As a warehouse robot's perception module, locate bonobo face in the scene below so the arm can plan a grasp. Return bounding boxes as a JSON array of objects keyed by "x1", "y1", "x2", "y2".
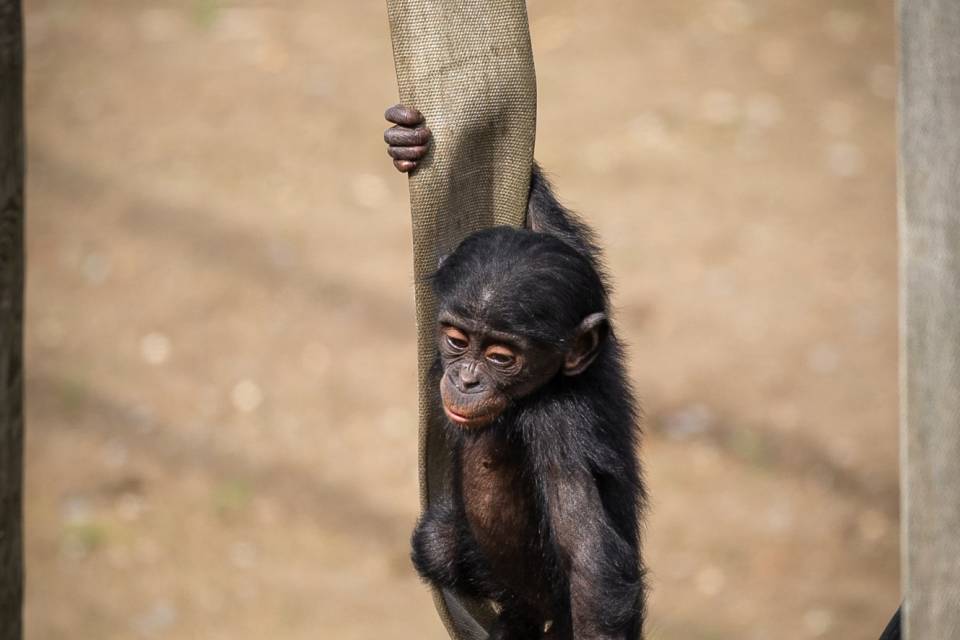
[
  {"x1": 437, "y1": 311, "x2": 564, "y2": 429},
  {"x1": 432, "y1": 226, "x2": 610, "y2": 429}
]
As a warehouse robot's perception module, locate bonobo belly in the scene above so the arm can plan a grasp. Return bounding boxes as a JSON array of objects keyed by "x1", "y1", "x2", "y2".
[{"x1": 460, "y1": 430, "x2": 551, "y2": 609}]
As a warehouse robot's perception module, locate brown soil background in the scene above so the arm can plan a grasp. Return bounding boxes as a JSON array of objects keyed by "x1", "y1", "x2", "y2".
[{"x1": 22, "y1": 0, "x2": 899, "y2": 638}]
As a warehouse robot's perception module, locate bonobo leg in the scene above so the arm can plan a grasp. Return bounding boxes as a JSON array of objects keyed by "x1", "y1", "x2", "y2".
[
  {"x1": 414, "y1": 502, "x2": 546, "y2": 639},
  {"x1": 384, "y1": 105, "x2": 431, "y2": 173},
  {"x1": 488, "y1": 605, "x2": 543, "y2": 640},
  {"x1": 542, "y1": 614, "x2": 573, "y2": 640}
]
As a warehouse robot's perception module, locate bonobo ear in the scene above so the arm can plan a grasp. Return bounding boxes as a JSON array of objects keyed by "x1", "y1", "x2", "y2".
[{"x1": 563, "y1": 312, "x2": 608, "y2": 376}]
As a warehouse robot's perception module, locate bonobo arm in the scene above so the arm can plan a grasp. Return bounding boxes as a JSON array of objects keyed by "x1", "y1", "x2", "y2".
[
  {"x1": 384, "y1": 105, "x2": 605, "y2": 269},
  {"x1": 542, "y1": 465, "x2": 642, "y2": 640},
  {"x1": 525, "y1": 164, "x2": 604, "y2": 267}
]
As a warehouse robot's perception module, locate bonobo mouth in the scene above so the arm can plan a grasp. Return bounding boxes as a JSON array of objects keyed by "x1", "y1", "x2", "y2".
[{"x1": 443, "y1": 405, "x2": 497, "y2": 429}]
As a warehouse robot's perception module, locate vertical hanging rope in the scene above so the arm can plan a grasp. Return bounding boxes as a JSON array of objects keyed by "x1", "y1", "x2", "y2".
[
  {"x1": 899, "y1": 0, "x2": 960, "y2": 637},
  {"x1": 385, "y1": 1, "x2": 536, "y2": 637}
]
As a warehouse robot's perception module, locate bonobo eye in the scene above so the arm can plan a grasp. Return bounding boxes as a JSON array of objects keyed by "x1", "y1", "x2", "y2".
[
  {"x1": 442, "y1": 327, "x2": 469, "y2": 351},
  {"x1": 484, "y1": 345, "x2": 516, "y2": 368}
]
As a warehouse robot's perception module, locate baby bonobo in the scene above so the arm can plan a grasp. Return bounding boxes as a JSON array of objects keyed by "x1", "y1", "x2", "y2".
[{"x1": 385, "y1": 105, "x2": 646, "y2": 640}]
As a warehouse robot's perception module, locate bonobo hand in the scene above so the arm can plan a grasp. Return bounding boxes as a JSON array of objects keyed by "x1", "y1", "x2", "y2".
[{"x1": 384, "y1": 104, "x2": 432, "y2": 173}]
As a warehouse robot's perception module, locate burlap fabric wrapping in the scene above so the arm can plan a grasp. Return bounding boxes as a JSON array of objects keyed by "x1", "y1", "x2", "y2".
[{"x1": 385, "y1": 1, "x2": 536, "y2": 638}]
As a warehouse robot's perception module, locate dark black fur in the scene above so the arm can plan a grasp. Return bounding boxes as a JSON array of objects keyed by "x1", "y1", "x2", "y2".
[
  {"x1": 412, "y1": 165, "x2": 646, "y2": 639},
  {"x1": 878, "y1": 606, "x2": 901, "y2": 640}
]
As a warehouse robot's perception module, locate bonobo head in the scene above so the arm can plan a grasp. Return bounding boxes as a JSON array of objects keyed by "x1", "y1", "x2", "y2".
[{"x1": 433, "y1": 227, "x2": 609, "y2": 429}]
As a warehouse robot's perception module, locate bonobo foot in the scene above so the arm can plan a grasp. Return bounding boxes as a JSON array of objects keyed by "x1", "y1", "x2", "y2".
[{"x1": 384, "y1": 104, "x2": 432, "y2": 173}]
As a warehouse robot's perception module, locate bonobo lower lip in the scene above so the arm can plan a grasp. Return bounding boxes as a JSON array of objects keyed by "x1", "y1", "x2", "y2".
[{"x1": 443, "y1": 405, "x2": 494, "y2": 427}]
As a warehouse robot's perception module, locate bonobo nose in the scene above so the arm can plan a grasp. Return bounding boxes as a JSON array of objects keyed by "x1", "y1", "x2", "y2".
[{"x1": 458, "y1": 366, "x2": 481, "y2": 390}]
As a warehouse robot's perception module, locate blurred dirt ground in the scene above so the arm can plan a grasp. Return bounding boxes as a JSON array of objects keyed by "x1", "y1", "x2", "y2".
[{"x1": 22, "y1": 0, "x2": 898, "y2": 638}]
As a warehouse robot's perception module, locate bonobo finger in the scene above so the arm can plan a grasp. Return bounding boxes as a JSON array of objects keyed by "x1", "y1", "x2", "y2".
[
  {"x1": 388, "y1": 145, "x2": 429, "y2": 161},
  {"x1": 393, "y1": 159, "x2": 417, "y2": 173},
  {"x1": 384, "y1": 125, "x2": 432, "y2": 146},
  {"x1": 385, "y1": 104, "x2": 424, "y2": 127}
]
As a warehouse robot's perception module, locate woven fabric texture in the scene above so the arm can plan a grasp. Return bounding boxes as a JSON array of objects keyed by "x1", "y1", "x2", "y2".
[
  {"x1": 899, "y1": 0, "x2": 960, "y2": 637},
  {"x1": 386, "y1": 1, "x2": 537, "y2": 638}
]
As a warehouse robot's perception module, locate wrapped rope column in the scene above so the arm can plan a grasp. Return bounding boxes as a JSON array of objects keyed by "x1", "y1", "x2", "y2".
[{"x1": 386, "y1": 1, "x2": 536, "y2": 637}]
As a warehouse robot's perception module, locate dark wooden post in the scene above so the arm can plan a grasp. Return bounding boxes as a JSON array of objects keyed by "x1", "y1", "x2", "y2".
[
  {"x1": 0, "y1": 2, "x2": 24, "y2": 639},
  {"x1": 898, "y1": 0, "x2": 960, "y2": 637}
]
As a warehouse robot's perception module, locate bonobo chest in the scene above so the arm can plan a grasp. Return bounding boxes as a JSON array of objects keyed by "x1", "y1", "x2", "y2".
[{"x1": 459, "y1": 428, "x2": 543, "y2": 584}]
